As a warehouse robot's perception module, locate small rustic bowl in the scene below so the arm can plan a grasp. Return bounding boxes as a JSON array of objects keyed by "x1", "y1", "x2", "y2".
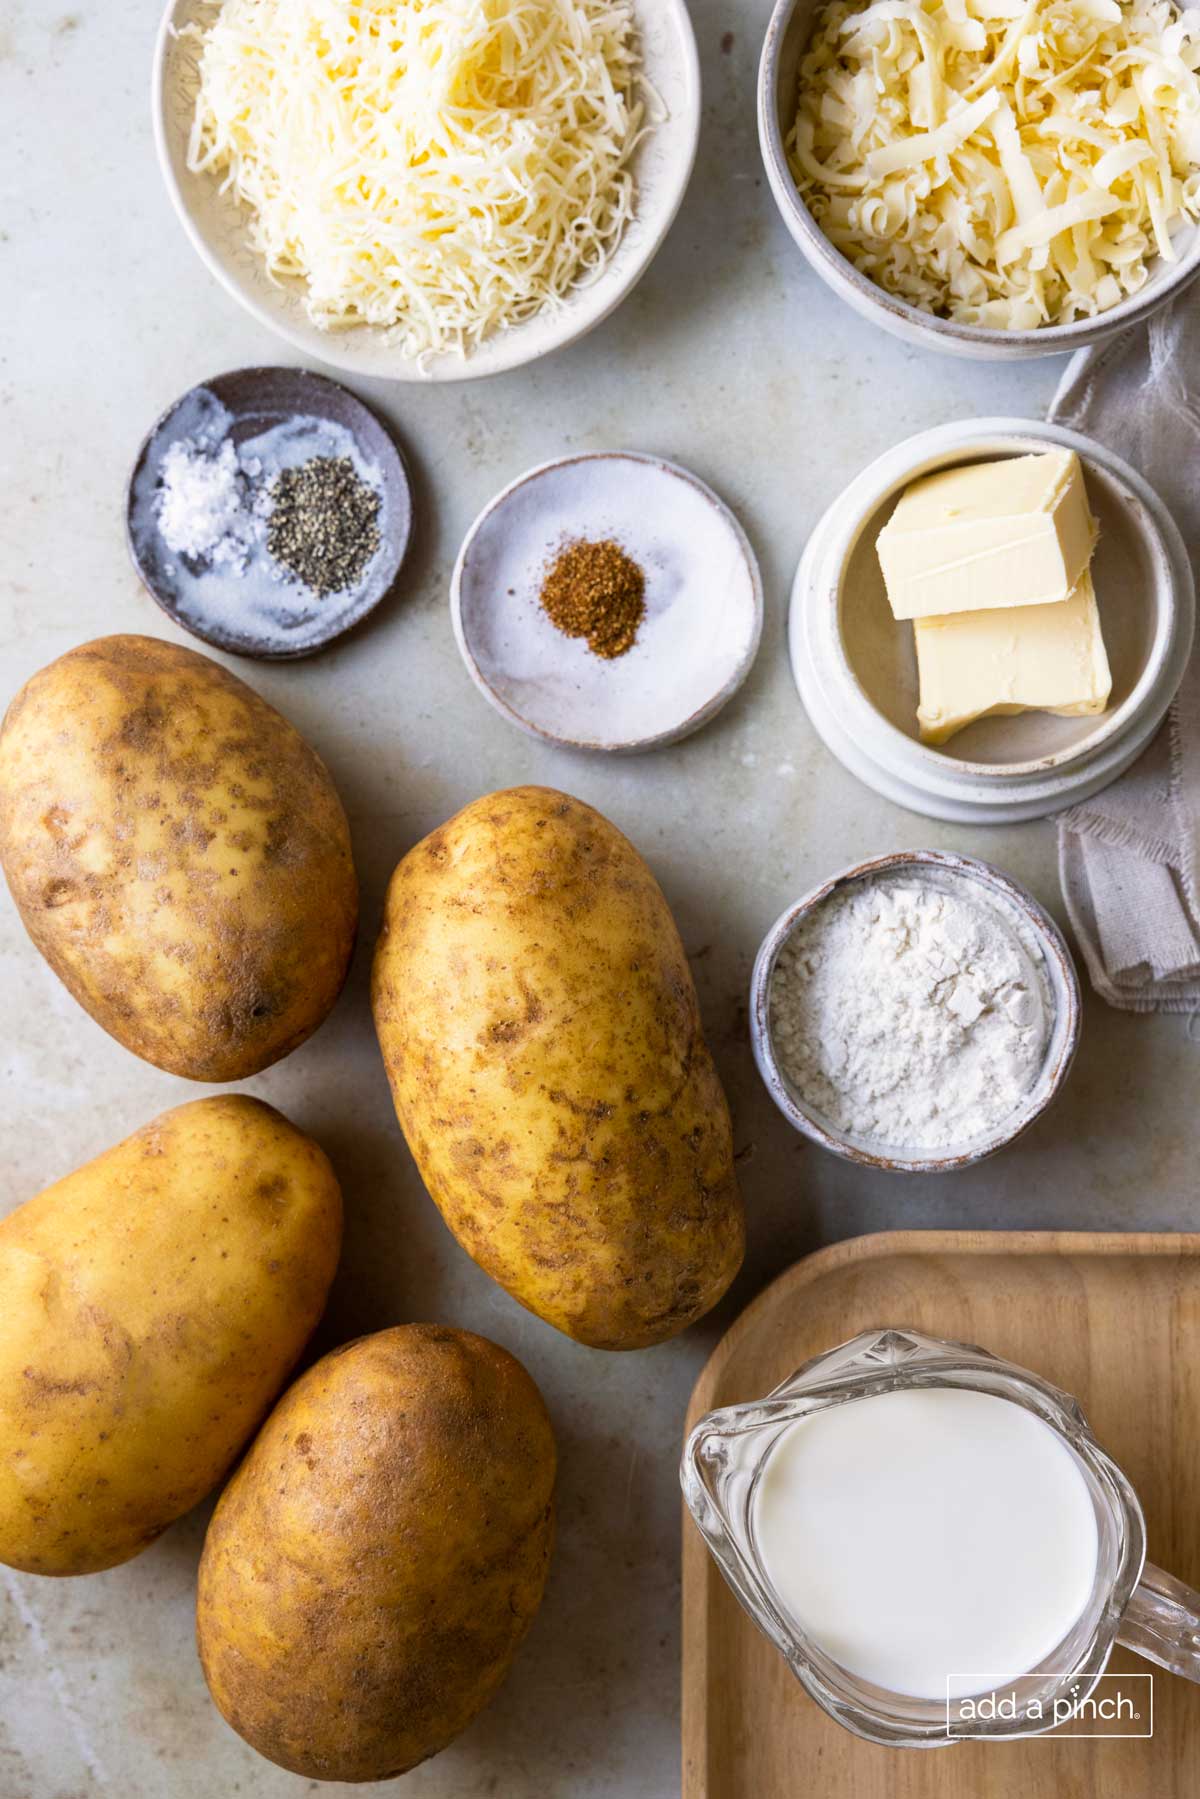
[
  {"x1": 451, "y1": 452, "x2": 763, "y2": 752},
  {"x1": 750, "y1": 850, "x2": 1082, "y2": 1174},
  {"x1": 790, "y1": 417, "x2": 1195, "y2": 824},
  {"x1": 126, "y1": 366, "x2": 412, "y2": 659},
  {"x1": 758, "y1": 0, "x2": 1200, "y2": 360},
  {"x1": 153, "y1": 0, "x2": 700, "y2": 383}
]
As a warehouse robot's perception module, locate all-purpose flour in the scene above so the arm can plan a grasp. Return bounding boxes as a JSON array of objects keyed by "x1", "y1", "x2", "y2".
[{"x1": 770, "y1": 874, "x2": 1051, "y2": 1151}]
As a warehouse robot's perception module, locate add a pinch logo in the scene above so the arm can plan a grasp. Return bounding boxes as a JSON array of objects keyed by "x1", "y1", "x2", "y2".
[{"x1": 947, "y1": 1673, "x2": 1153, "y2": 1738}]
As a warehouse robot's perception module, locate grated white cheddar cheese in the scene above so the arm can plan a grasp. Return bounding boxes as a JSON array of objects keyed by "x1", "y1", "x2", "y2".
[
  {"x1": 787, "y1": 0, "x2": 1200, "y2": 328},
  {"x1": 185, "y1": 0, "x2": 649, "y2": 358}
]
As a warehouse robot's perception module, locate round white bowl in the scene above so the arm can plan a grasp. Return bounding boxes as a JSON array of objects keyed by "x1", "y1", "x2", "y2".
[
  {"x1": 451, "y1": 451, "x2": 763, "y2": 752},
  {"x1": 758, "y1": 0, "x2": 1200, "y2": 360},
  {"x1": 153, "y1": 0, "x2": 700, "y2": 384},
  {"x1": 790, "y1": 417, "x2": 1195, "y2": 824},
  {"x1": 750, "y1": 850, "x2": 1082, "y2": 1174}
]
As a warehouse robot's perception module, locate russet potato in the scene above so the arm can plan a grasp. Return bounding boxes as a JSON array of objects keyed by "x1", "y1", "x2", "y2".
[
  {"x1": 371, "y1": 786, "x2": 744, "y2": 1350},
  {"x1": 0, "y1": 1095, "x2": 342, "y2": 1576},
  {"x1": 0, "y1": 634, "x2": 357, "y2": 1080},
  {"x1": 196, "y1": 1325, "x2": 555, "y2": 1782}
]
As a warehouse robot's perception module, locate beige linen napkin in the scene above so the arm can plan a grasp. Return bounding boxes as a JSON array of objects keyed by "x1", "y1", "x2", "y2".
[{"x1": 1049, "y1": 298, "x2": 1200, "y2": 1012}]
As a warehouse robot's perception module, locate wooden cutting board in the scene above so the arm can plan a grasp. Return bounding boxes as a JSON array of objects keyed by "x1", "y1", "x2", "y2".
[{"x1": 682, "y1": 1230, "x2": 1200, "y2": 1799}]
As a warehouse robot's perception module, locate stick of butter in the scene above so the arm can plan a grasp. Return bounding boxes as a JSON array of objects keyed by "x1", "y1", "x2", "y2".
[
  {"x1": 877, "y1": 449, "x2": 1098, "y2": 620},
  {"x1": 914, "y1": 569, "x2": 1113, "y2": 746}
]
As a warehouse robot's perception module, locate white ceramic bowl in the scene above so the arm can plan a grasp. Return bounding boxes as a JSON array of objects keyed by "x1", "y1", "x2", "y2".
[
  {"x1": 750, "y1": 850, "x2": 1082, "y2": 1174},
  {"x1": 758, "y1": 0, "x2": 1200, "y2": 360},
  {"x1": 451, "y1": 452, "x2": 763, "y2": 752},
  {"x1": 153, "y1": 0, "x2": 700, "y2": 383},
  {"x1": 790, "y1": 417, "x2": 1195, "y2": 824}
]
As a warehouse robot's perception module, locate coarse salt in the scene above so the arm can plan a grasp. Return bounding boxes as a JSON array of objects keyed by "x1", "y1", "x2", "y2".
[{"x1": 156, "y1": 439, "x2": 259, "y2": 571}]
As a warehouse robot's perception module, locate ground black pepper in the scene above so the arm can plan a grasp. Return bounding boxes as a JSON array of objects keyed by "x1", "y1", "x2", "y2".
[
  {"x1": 538, "y1": 537, "x2": 646, "y2": 659},
  {"x1": 266, "y1": 456, "x2": 381, "y2": 597}
]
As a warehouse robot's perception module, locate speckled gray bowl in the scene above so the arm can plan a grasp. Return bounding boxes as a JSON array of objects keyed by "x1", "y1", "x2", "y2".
[
  {"x1": 758, "y1": 0, "x2": 1200, "y2": 360},
  {"x1": 750, "y1": 850, "x2": 1082, "y2": 1173},
  {"x1": 126, "y1": 366, "x2": 412, "y2": 659}
]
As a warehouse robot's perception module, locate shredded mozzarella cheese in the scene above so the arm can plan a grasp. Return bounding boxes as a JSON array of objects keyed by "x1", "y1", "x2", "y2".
[
  {"x1": 787, "y1": 0, "x2": 1200, "y2": 328},
  {"x1": 185, "y1": 0, "x2": 648, "y2": 357}
]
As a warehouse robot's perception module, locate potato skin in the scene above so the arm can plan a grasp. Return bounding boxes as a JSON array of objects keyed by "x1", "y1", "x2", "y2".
[
  {"x1": 0, "y1": 634, "x2": 357, "y2": 1080},
  {"x1": 371, "y1": 786, "x2": 744, "y2": 1350},
  {"x1": 196, "y1": 1326, "x2": 556, "y2": 1783},
  {"x1": 0, "y1": 1096, "x2": 342, "y2": 1577}
]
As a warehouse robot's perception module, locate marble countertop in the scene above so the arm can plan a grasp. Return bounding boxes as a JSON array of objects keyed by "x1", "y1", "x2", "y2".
[{"x1": 1, "y1": 2, "x2": 1196, "y2": 1795}]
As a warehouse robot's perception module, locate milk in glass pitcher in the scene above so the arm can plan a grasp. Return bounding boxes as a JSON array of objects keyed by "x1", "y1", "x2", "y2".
[{"x1": 681, "y1": 1327, "x2": 1200, "y2": 1746}]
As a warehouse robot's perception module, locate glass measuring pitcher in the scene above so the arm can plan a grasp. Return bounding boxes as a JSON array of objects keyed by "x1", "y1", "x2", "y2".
[{"x1": 681, "y1": 1327, "x2": 1200, "y2": 1746}]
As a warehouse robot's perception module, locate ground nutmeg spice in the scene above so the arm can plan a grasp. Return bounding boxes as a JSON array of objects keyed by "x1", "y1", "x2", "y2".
[{"x1": 538, "y1": 537, "x2": 646, "y2": 659}]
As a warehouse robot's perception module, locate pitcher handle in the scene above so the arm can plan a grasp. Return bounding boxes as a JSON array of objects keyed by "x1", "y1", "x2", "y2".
[{"x1": 1117, "y1": 1563, "x2": 1200, "y2": 1682}]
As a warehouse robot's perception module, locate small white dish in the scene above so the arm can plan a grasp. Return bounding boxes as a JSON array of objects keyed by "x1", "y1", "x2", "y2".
[
  {"x1": 153, "y1": 0, "x2": 700, "y2": 384},
  {"x1": 750, "y1": 850, "x2": 1082, "y2": 1174},
  {"x1": 790, "y1": 417, "x2": 1195, "y2": 824},
  {"x1": 758, "y1": 0, "x2": 1200, "y2": 361},
  {"x1": 451, "y1": 453, "x2": 763, "y2": 752}
]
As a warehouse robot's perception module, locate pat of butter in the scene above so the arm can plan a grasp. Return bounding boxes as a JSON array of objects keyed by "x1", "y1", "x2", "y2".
[
  {"x1": 914, "y1": 569, "x2": 1112, "y2": 746},
  {"x1": 877, "y1": 450, "x2": 1098, "y2": 621}
]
